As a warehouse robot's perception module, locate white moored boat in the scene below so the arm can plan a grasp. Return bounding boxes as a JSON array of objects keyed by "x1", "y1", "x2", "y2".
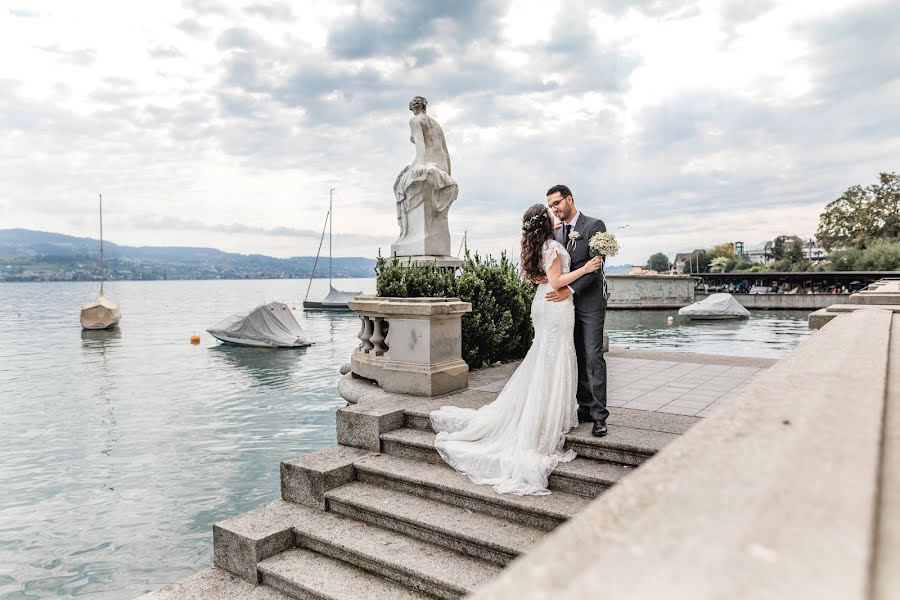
[
  {"x1": 207, "y1": 302, "x2": 311, "y2": 348},
  {"x1": 80, "y1": 194, "x2": 121, "y2": 330},
  {"x1": 678, "y1": 293, "x2": 750, "y2": 320}
]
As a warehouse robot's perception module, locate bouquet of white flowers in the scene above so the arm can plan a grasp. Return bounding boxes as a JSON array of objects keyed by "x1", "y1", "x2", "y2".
[
  {"x1": 588, "y1": 231, "x2": 620, "y2": 257},
  {"x1": 587, "y1": 231, "x2": 619, "y2": 300}
]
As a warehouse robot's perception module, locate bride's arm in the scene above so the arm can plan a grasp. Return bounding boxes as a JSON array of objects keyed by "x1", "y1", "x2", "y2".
[{"x1": 546, "y1": 254, "x2": 602, "y2": 289}]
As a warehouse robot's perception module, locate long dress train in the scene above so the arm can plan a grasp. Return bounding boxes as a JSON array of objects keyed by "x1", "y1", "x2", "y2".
[{"x1": 430, "y1": 240, "x2": 578, "y2": 495}]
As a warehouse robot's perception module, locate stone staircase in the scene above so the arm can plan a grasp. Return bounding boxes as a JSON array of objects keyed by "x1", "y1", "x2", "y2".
[{"x1": 208, "y1": 401, "x2": 679, "y2": 600}]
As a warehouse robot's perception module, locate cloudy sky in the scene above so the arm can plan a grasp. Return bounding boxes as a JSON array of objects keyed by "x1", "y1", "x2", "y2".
[{"x1": 1, "y1": 0, "x2": 898, "y2": 265}]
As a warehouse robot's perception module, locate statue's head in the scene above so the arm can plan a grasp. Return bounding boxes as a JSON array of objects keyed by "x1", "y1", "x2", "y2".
[{"x1": 409, "y1": 96, "x2": 427, "y2": 114}]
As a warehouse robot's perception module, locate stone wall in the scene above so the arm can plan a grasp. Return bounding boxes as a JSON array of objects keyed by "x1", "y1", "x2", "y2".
[
  {"x1": 696, "y1": 292, "x2": 849, "y2": 311},
  {"x1": 607, "y1": 275, "x2": 695, "y2": 309}
]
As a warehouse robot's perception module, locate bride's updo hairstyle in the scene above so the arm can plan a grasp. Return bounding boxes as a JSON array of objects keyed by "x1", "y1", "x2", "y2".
[{"x1": 520, "y1": 203, "x2": 554, "y2": 282}]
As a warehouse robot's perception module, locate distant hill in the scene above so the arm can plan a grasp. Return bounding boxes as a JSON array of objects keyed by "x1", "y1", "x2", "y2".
[{"x1": 0, "y1": 229, "x2": 377, "y2": 282}]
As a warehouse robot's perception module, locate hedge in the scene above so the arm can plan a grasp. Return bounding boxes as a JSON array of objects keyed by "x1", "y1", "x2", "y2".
[{"x1": 375, "y1": 252, "x2": 535, "y2": 370}]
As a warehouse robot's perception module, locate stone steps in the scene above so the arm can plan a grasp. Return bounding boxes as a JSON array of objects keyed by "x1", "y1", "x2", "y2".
[
  {"x1": 215, "y1": 499, "x2": 499, "y2": 600},
  {"x1": 326, "y1": 481, "x2": 546, "y2": 566},
  {"x1": 353, "y1": 453, "x2": 590, "y2": 531},
  {"x1": 404, "y1": 406, "x2": 674, "y2": 467},
  {"x1": 291, "y1": 502, "x2": 499, "y2": 599},
  {"x1": 563, "y1": 422, "x2": 674, "y2": 466},
  {"x1": 380, "y1": 427, "x2": 632, "y2": 497},
  {"x1": 259, "y1": 548, "x2": 432, "y2": 600}
]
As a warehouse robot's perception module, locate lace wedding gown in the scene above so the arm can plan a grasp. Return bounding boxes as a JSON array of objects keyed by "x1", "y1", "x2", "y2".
[{"x1": 430, "y1": 240, "x2": 578, "y2": 495}]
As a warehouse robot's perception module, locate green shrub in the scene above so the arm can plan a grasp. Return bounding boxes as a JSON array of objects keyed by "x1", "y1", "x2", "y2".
[
  {"x1": 829, "y1": 238, "x2": 900, "y2": 271},
  {"x1": 375, "y1": 252, "x2": 536, "y2": 370}
]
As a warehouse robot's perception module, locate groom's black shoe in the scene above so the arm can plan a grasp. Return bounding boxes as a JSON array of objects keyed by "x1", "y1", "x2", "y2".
[{"x1": 592, "y1": 419, "x2": 608, "y2": 437}]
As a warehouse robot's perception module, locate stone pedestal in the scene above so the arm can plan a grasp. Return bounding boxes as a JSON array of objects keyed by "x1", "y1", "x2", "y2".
[
  {"x1": 348, "y1": 296, "x2": 472, "y2": 396},
  {"x1": 391, "y1": 198, "x2": 452, "y2": 257}
]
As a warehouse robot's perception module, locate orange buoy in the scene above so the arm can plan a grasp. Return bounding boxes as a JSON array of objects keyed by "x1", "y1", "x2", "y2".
[{"x1": 190, "y1": 333, "x2": 201, "y2": 344}]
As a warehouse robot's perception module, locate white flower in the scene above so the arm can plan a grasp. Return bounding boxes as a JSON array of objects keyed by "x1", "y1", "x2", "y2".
[
  {"x1": 588, "y1": 231, "x2": 620, "y2": 257},
  {"x1": 568, "y1": 231, "x2": 581, "y2": 241}
]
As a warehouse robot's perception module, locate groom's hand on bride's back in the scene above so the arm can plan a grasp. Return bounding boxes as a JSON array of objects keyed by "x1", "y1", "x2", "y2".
[{"x1": 546, "y1": 287, "x2": 572, "y2": 302}]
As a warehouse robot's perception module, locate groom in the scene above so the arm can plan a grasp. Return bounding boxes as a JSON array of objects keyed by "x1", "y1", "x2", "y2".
[{"x1": 545, "y1": 184, "x2": 609, "y2": 437}]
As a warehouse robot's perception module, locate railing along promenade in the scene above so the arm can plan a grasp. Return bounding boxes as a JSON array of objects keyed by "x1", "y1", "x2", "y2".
[{"x1": 471, "y1": 278, "x2": 900, "y2": 600}]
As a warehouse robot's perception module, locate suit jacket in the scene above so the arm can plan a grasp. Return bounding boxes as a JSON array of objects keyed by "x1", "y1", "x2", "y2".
[{"x1": 556, "y1": 212, "x2": 607, "y2": 312}]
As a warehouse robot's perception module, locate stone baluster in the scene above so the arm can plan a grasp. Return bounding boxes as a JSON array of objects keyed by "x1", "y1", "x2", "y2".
[
  {"x1": 356, "y1": 316, "x2": 367, "y2": 350},
  {"x1": 359, "y1": 316, "x2": 374, "y2": 352},
  {"x1": 370, "y1": 317, "x2": 388, "y2": 356}
]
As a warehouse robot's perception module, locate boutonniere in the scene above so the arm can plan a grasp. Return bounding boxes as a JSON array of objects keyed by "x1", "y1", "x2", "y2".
[{"x1": 568, "y1": 231, "x2": 581, "y2": 241}]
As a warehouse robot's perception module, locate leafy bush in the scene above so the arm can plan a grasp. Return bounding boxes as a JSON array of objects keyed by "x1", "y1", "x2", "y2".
[
  {"x1": 829, "y1": 238, "x2": 900, "y2": 271},
  {"x1": 375, "y1": 252, "x2": 536, "y2": 370}
]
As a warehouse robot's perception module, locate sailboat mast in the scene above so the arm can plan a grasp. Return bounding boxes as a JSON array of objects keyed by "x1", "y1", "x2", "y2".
[
  {"x1": 99, "y1": 193, "x2": 104, "y2": 296},
  {"x1": 303, "y1": 209, "x2": 329, "y2": 303},
  {"x1": 329, "y1": 188, "x2": 334, "y2": 288}
]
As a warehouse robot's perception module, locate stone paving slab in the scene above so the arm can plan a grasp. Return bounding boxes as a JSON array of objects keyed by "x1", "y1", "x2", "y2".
[{"x1": 346, "y1": 349, "x2": 775, "y2": 420}]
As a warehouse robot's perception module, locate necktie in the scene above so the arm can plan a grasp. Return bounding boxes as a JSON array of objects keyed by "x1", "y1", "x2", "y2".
[{"x1": 564, "y1": 223, "x2": 571, "y2": 241}]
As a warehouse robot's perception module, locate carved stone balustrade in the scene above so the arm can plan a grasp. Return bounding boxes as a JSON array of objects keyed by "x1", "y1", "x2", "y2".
[{"x1": 348, "y1": 296, "x2": 472, "y2": 397}]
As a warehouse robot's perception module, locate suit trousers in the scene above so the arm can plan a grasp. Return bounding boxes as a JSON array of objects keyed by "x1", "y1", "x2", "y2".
[{"x1": 573, "y1": 306, "x2": 609, "y2": 422}]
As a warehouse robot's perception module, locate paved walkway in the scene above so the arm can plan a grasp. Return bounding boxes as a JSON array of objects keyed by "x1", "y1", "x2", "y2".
[{"x1": 468, "y1": 348, "x2": 777, "y2": 419}]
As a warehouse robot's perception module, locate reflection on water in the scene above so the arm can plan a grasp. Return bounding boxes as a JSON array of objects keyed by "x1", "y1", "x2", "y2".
[
  {"x1": 208, "y1": 345, "x2": 312, "y2": 385},
  {"x1": 0, "y1": 279, "x2": 813, "y2": 598},
  {"x1": 606, "y1": 309, "x2": 814, "y2": 358}
]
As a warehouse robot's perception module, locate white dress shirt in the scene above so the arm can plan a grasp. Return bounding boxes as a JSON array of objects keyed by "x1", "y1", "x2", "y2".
[{"x1": 563, "y1": 211, "x2": 581, "y2": 294}]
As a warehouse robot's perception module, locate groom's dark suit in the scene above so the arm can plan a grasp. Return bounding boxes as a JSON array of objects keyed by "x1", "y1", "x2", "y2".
[{"x1": 557, "y1": 213, "x2": 609, "y2": 423}]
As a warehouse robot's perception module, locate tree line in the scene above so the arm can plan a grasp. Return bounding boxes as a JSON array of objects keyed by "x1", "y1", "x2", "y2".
[{"x1": 647, "y1": 172, "x2": 900, "y2": 273}]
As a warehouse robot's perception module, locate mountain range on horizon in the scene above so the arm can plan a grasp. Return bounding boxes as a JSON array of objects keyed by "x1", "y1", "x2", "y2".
[
  {"x1": 0, "y1": 228, "x2": 378, "y2": 282},
  {"x1": 0, "y1": 228, "x2": 635, "y2": 282}
]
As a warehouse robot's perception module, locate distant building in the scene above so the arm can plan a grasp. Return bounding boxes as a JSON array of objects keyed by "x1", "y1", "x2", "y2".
[
  {"x1": 763, "y1": 235, "x2": 828, "y2": 264},
  {"x1": 673, "y1": 252, "x2": 693, "y2": 274}
]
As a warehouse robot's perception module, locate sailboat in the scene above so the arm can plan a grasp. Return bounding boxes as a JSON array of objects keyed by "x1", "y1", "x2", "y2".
[
  {"x1": 80, "y1": 194, "x2": 122, "y2": 330},
  {"x1": 302, "y1": 189, "x2": 361, "y2": 311}
]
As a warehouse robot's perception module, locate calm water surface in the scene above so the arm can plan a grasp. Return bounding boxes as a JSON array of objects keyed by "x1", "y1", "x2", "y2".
[{"x1": 0, "y1": 280, "x2": 813, "y2": 599}]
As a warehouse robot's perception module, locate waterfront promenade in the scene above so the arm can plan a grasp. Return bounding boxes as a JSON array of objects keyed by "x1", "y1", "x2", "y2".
[
  {"x1": 140, "y1": 348, "x2": 774, "y2": 599},
  {"x1": 139, "y1": 279, "x2": 900, "y2": 600}
]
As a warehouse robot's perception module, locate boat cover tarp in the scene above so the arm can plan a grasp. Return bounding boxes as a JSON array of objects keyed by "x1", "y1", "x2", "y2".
[
  {"x1": 81, "y1": 294, "x2": 121, "y2": 329},
  {"x1": 321, "y1": 286, "x2": 361, "y2": 305},
  {"x1": 678, "y1": 293, "x2": 751, "y2": 318},
  {"x1": 208, "y1": 302, "x2": 311, "y2": 347}
]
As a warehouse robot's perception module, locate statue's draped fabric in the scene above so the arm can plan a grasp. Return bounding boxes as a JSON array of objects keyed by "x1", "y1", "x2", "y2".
[{"x1": 394, "y1": 163, "x2": 459, "y2": 222}]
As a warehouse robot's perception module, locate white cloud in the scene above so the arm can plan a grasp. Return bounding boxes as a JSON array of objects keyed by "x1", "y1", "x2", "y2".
[{"x1": 0, "y1": 0, "x2": 898, "y2": 265}]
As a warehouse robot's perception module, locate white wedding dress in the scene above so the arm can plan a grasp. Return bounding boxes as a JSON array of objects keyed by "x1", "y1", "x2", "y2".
[{"x1": 430, "y1": 240, "x2": 578, "y2": 495}]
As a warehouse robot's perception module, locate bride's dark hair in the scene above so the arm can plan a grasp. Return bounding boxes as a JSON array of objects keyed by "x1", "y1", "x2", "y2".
[{"x1": 520, "y1": 203, "x2": 554, "y2": 282}]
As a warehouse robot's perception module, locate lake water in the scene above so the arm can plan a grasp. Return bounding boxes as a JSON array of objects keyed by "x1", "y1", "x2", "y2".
[{"x1": 0, "y1": 280, "x2": 814, "y2": 599}]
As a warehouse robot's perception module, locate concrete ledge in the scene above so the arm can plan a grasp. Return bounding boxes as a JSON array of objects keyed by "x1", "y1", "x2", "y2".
[
  {"x1": 348, "y1": 295, "x2": 472, "y2": 317},
  {"x1": 808, "y1": 307, "x2": 836, "y2": 329},
  {"x1": 213, "y1": 501, "x2": 306, "y2": 583},
  {"x1": 280, "y1": 445, "x2": 372, "y2": 509},
  {"x1": 875, "y1": 313, "x2": 900, "y2": 599},
  {"x1": 470, "y1": 308, "x2": 894, "y2": 599},
  {"x1": 336, "y1": 401, "x2": 410, "y2": 451}
]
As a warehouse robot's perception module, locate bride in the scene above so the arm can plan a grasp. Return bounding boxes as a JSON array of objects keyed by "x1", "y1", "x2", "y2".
[{"x1": 430, "y1": 204, "x2": 602, "y2": 496}]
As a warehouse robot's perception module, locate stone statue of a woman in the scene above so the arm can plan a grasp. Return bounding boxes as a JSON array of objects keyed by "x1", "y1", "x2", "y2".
[{"x1": 391, "y1": 96, "x2": 459, "y2": 258}]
